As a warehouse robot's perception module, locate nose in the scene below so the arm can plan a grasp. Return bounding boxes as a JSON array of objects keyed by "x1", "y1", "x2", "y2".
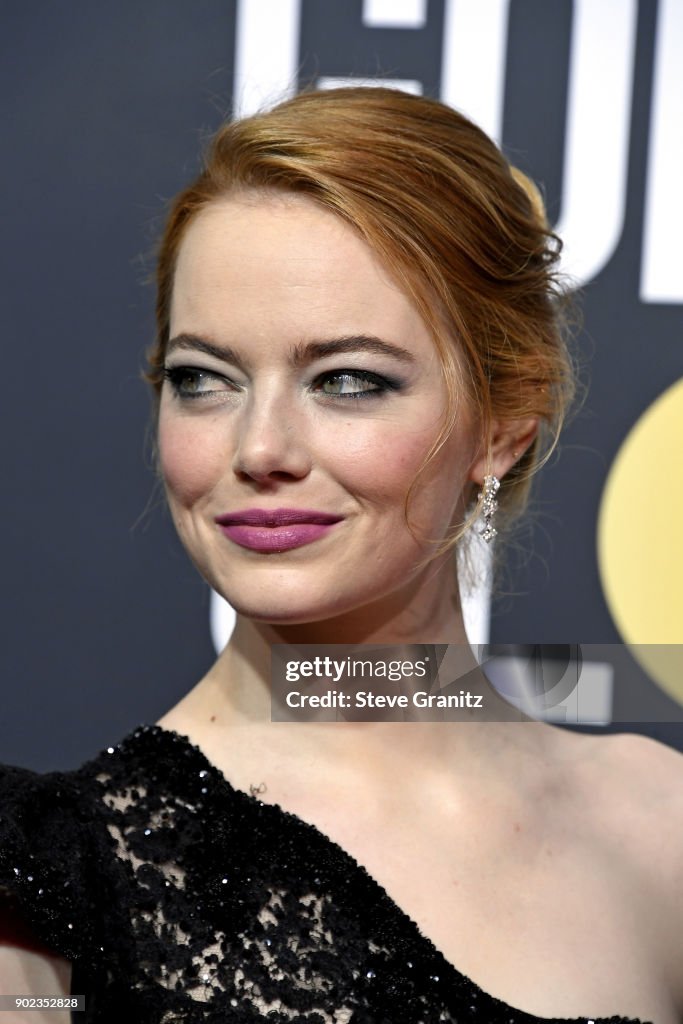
[{"x1": 231, "y1": 387, "x2": 312, "y2": 484}]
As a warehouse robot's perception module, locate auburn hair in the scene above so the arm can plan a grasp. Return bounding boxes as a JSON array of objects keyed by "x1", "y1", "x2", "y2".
[{"x1": 146, "y1": 86, "x2": 576, "y2": 558}]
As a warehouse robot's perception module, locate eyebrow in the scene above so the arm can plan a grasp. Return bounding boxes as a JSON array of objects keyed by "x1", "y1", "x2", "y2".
[{"x1": 165, "y1": 332, "x2": 417, "y2": 367}]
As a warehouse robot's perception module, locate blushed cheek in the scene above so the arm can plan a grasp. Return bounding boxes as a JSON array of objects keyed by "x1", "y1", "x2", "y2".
[
  {"x1": 348, "y1": 419, "x2": 471, "y2": 536},
  {"x1": 157, "y1": 418, "x2": 224, "y2": 508},
  {"x1": 326, "y1": 422, "x2": 443, "y2": 509}
]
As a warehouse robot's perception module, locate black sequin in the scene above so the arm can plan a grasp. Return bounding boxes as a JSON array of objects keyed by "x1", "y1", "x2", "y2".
[{"x1": 0, "y1": 725, "x2": 651, "y2": 1024}]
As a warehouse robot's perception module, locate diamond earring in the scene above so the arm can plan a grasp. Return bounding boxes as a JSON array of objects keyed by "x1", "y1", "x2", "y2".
[{"x1": 477, "y1": 475, "x2": 500, "y2": 543}]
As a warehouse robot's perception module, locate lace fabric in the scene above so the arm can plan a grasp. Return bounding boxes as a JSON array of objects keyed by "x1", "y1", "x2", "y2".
[{"x1": 0, "y1": 724, "x2": 649, "y2": 1024}]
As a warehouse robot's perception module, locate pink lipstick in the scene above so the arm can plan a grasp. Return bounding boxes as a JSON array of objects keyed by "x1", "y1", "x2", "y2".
[{"x1": 214, "y1": 508, "x2": 343, "y2": 552}]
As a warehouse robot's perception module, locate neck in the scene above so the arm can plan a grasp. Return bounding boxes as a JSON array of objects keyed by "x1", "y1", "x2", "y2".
[
  {"x1": 220, "y1": 554, "x2": 470, "y2": 714},
  {"x1": 177, "y1": 559, "x2": 545, "y2": 786}
]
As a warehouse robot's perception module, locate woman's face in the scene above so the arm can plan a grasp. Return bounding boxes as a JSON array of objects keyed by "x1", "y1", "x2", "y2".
[{"x1": 158, "y1": 193, "x2": 482, "y2": 625}]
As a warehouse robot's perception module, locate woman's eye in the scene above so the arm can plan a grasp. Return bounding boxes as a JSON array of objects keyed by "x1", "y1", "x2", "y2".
[
  {"x1": 314, "y1": 371, "x2": 397, "y2": 399},
  {"x1": 163, "y1": 366, "x2": 232, "y2": 398}
]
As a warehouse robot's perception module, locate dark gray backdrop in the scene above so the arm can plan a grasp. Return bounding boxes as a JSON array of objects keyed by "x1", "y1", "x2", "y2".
[{"x1": 2, "y1": 0, "x2": 681, "y2": 771}]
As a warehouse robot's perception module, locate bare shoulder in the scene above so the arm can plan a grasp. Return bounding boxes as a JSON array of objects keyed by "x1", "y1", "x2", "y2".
[
  {"x1": 570, "y1": 730, "x2": 683, "y2": 850},
  {"x1": 593, "y1": 732, "x2": 683, "y2": 1003},
  {"x1": 541, "y1": 726, "x2": 683, "y2": 882},
  {"x1": 548, "y1": 728, "x2": 683, "y2": 1006},
  {"x1": 597, "y1": 730, "x2": 683, "y2": 820},
  {"x1": 606, "y1": 728, "x2": 683, "y2": 776},
  {"x1": 562, "y1": 729, "x2": 683, "y2": 947}
]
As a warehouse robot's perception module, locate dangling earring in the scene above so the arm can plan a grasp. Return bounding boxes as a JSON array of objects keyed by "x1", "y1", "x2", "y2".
[{"x1": 477, "y1": 475, "x2": 500, "y2": 543}]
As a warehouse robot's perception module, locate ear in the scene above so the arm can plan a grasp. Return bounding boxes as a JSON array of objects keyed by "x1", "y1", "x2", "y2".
[{"x1": 468, "y1": 416, "x2": 539, "y2": 485}]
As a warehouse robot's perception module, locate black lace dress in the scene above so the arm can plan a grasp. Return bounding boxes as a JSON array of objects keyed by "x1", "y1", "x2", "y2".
[{"x1": 0, "y1": 725, "x2": 649, "y2": 1024}]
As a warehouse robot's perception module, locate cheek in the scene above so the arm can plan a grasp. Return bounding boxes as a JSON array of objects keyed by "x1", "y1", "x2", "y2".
[
  {"x1": 320, "y1": 417, "x2": 448, "y2": 508},
  {"x1": 157, "y1": 413, "x2": 225, "y2": 508},
  {"x1": 354, "y1": 418, "x2": 475, "y2": 533}
]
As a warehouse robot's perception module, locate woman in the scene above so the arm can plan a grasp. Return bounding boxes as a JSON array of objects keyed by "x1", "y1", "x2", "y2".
[{"x1": 1, "y1": 87, "x2": 682, "y2": 1024}]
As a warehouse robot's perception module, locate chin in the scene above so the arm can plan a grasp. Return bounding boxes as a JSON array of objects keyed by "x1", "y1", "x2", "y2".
[
  {"x1": 201, "y1": 548, "x2": 429, "y2": 629},
  {"x1": 219, "y1": 573, "x2": 423, "y2": 633},
  {"x1": 228, "y1": 595, "x2": 351, "y2": 627},
  {"x1": 210, "y1": 572, "x2": 380, "y2": 628}
]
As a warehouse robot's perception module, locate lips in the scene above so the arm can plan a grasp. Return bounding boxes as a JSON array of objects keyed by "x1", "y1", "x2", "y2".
[
  {"x1": 215, "y1": 508, "x2": 343, "y2": 527},
  {"x1": 214, "y1": 508, "x2": 344, "y2": 552}
]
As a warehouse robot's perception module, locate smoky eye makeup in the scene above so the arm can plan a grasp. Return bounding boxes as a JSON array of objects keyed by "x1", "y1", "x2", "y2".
[
  {"x1": 163, "y1": 363, "x2": 406, "y2": 403},
  {"x1": 310, "y1": 368, "x2": 404, "y2": 399},
  {"x1": 163, "y1": 366, "x2": 405, "y2": 401},
  {"x1": 163, "y1": 366, "x2": 239, "y2": 399}
]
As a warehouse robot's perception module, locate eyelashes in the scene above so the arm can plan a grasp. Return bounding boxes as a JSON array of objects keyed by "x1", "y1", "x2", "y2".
[
  {"x1": 163, "y1": 367, "x2": 232, "y2": 399},
  {"x1": 163, "y1": 366, "x2": 403, "y2": 402},
  {"x1": 312, "y1": 370, "x2": 402, "y2": 399}
]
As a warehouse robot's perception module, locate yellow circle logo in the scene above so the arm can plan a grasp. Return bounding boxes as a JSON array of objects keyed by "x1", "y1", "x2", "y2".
[{"x1": 597, "y1": 377, "x2": 683, "y2": 703}]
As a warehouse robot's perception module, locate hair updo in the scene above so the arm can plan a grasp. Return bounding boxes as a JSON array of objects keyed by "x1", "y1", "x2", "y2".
[{"x1": 146, "y1": 87, "x2": 576, "y2": 559}]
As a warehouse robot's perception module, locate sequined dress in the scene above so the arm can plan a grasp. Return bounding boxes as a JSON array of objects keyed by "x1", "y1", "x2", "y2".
[{"x1": 0, "y1": 724, "x2": 650, "y2": 1024}]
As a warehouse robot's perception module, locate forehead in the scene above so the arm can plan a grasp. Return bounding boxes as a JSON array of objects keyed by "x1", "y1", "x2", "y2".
[{"x1": 169, "y1": 193, "x2": 433, "y2": 349}]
